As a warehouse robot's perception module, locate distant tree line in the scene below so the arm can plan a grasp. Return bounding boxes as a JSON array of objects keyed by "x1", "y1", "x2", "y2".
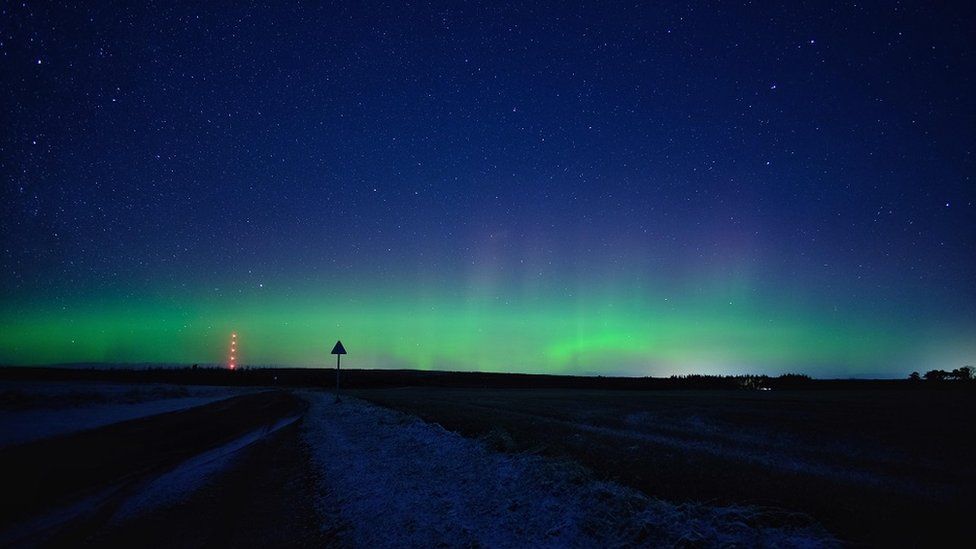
[
  {"x1": 668, "y1": 373, "x2": 811, "y2": 390},
  {"x1": 909, "y1": 367, "x2": 974, "y2": 382}
]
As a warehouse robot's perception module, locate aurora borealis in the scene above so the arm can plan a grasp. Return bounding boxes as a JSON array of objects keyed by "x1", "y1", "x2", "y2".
[{"x1": 2, "y1": 2, "x2": 974, "y2": 377}]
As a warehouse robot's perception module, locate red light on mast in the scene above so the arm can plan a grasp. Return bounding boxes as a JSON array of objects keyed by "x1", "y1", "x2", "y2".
[{"x1": 228, "y1": 332, "x2": 238, "y2": 370}]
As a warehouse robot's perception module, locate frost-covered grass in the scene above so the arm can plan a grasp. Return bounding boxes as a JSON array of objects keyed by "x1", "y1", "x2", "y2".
[
  {"x1": 353, "y1": 386, "x2": 976, "y2": 545},
  {"x1": 0, "y1": 381, "x2": 251, "y2": 448},
  {"x1": 301, "y1": 392, "x2": 836, "y2": 547}
]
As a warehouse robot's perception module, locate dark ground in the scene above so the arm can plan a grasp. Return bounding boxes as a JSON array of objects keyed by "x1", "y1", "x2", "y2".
[
  {"x1": 0, "y1": 390, "x2": 317, "y2": 546},
  {"x1": 90, "y1": 419, "x2": 333, "y2": 548},
  {"x1": 351, "y1": 386, "x2": 976, "y2": 547},
  {"x1": 2, "y1": 367, "x2": 973, "y2": 547}
]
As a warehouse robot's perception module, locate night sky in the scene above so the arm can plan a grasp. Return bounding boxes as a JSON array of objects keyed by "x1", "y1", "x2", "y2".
[{"x1": 2, "y1": 2, "x2": 974, "y2": 377}]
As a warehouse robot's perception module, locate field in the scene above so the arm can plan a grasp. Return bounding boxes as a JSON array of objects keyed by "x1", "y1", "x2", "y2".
[
  {"x1": 1, "y1": 371, "x2": 972, "y2": 546},
  {"x1": 352, "y1": 386, "x2": 976, "y2": 546}
]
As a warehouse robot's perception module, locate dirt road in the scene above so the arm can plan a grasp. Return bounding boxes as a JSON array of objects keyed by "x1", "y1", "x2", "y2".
[{"x1": 0, "y1": 391, "x2": 305, "y2": 546}]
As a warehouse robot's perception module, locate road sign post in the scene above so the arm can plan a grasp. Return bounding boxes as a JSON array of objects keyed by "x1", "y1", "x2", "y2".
[{"x1": 331, "y1": 340, "x2": 346, "y2": 403}]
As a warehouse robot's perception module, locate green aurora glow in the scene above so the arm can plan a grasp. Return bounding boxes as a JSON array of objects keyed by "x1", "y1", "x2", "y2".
[
  {"x1": 3, "y1": 2, "x2": 975, "y2": 380},
  {"x1": 2, "y1": 278, "x2": 972, "y2": 377}
]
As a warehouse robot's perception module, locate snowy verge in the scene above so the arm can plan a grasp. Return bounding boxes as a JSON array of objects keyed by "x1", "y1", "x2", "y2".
[{"x1": 300, "y1": 392, "x2": 837, "y2": 548}]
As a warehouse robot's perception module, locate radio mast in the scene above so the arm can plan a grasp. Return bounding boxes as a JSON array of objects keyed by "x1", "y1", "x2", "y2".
[{"x1": 229, "y1": 332, "x2": 238, "y2": 370}]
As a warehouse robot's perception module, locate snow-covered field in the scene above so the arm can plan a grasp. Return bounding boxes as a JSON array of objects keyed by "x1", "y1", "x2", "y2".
[
  {"x1": 0, "y1": 381, "x2": 250, "y2": 448},
  {"x1": 301, "y1": 392, "x2": 837, "y2": 547},
  {"x1": 0, "y1": 382, "x2": 840, "y2": 546}
]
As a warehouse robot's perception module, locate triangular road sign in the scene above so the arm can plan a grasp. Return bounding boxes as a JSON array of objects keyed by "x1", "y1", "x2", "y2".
[{"x1": 331, "y1": 340, "x2": 347, "y2": 355}]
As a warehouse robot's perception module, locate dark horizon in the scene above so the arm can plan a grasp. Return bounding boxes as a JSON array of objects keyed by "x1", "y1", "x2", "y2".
[{"x1": 2, "y1": 362, "x2": 965, "y2": 383}]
